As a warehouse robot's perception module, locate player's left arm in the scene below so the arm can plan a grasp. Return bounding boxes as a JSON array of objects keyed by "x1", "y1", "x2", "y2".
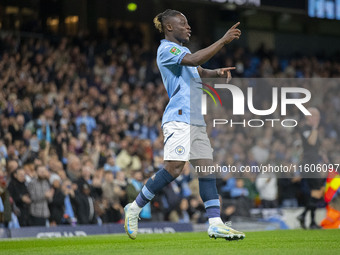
[
  {"x1": 307, "y1": 114, "x2": 320, "y2": 146},
  {"x1": 198, "y1": 66, "x2": 235, "y2": 82},
  {"x1": 307, "y1": 127, "x2": 318, "y2": 146}
]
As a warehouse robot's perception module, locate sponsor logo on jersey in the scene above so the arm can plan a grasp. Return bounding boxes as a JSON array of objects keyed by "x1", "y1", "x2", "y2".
[{"x1": 170, "y1": 47, "x2": 181, "y2": 56}]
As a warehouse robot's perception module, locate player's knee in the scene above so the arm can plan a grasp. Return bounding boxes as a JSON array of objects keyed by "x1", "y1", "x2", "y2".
[
  {"x1": 170, "y1": 168, "x2": 182, "y2": 178},
  {"x1": 164, "y1": 161, "x2": 185, "y2": 178}
]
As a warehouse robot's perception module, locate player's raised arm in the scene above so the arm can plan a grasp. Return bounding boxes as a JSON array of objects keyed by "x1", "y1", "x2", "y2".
[{"x1": 181, "y1": 22, "x2": 241, "y2": 66}]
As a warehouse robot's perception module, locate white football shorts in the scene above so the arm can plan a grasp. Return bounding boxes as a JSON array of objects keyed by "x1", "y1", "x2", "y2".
[{"x1": 162, "y1": 121, "x2": 213, "y2": 161}]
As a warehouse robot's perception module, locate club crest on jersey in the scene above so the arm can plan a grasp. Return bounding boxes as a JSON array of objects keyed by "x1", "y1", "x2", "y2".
[
  {"x1": 170, "y1": 47, "x2": 181, "y2": 56},
  {"x1": 175, "y1": 145, "x2": 185, "y2": 155}
]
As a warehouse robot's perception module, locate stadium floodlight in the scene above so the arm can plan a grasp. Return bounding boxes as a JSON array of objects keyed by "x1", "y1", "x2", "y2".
[{"x1": 127, "y1": 2, "x2": 138, "y2": 12}]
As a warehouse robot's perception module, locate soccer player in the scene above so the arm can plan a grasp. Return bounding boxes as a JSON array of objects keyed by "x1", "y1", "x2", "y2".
[{"x1": 124, "y1": 9, "x2": 245, "y2": 240}]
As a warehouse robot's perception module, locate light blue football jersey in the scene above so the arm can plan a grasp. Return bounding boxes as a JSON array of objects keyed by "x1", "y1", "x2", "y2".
[{"x1": 156, "y1": 39, "x2": 205, "y2": 126}]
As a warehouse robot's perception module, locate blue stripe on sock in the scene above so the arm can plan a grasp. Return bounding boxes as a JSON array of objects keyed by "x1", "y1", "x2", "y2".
[
  {"x1": 206, "y1": 207, "x2": 220, "y2": 218},
  {"x1": 204, "y1": 199, "x2": 220, "y2": 208},
  {"x1": 140, "y1": 191, "x2": 148, "y2": 202},
  {"x1": 136, "y1": 193, "x2": 148, "y2": 208},
  {"x1": 142, "y1": 186, "x2": 155, "y2": 200}
]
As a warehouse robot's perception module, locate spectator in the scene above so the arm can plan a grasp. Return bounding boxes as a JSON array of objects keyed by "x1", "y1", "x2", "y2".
[
  {"x1": 61, "y1": 179, "x2": 76, "y2": 225},
  {"x1": 66, "y1": 155, "x2": 81, "y2": 182},
  {"x1": 278, "y1": 172, "x2": 301, "y2": 208},
  {"x1": 102, "y1": 171, "x2": 124, "y2": 222},
  {"x1": 76, "y1": 165, "x2": 93, "y2": 188},
  {"x1": 230, "y1": 179, "x2": 249, "y2": 198},
  {"x1": 8, "y1": 114, "x2": 25, "y2": 142},
  {"x1": 221, "y1": 179, "x2": 252, "y2": 219},
  {"x1": 169, "y1": 198, "x2": 190, "y2": 223},
  {"x1": 75, "y1": 108, "x2": 96, "y2": 135},
  {"x1": 103, "y1": 157, "x2": 121, "y2": 174},
  {"x1": 114, "y1": 171, "x2": 128, "y2": 206},
  {"x1": 251, "y1": 139, "x2": 270, "y2": 164},
  {"x1": 114, "y1": 171, "x2": 127, "y2": 190},
  {"x1": 126, "y1": 171, "x2": 151, "y2": 220},
  {"x1": 48, "y1": 175, "x2": 65, "y2": 226},
  {"x1": 27, "y1": 165, "x2": 53, "y2": 226},
  {"x1": 6, "y1": 159, "x2": 19, "y2": 176},
  {"x1": 175, "y1": 164, "x2": 192, "y2": 198},
  {"x1": 71, "y1": 183, "x2": 97, "y2": 225},
  {"x1": 161, "y1": 182, "x2": 183, "y2": 221},
  {"x1": 255, "y1": 172, "x2": 278, "y2": 208},
  {"x1": 187, "y1": 195, "x2": 206, "y2": 223},
  {"x1": 36, "y1": 114, "x2": 51, "y2": 144},
  {"x1": 116, "y1": 140, "x2": 142, "y2": 172},
  {"x1": 0, "y1": 169, "x2": 11, "y2": 228},
  {"x1": 8, "y1": 168, "x2": 31, "y2": 226}
]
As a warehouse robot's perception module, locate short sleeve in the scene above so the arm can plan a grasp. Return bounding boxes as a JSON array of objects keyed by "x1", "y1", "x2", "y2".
[{"x1": 158, "y1": 44, "x2": 187, "y2": 67}]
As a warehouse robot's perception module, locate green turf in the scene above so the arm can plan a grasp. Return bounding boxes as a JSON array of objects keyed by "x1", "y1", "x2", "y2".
[{"x1": 1, "y1": 229, "x2": 339, "y2": 255}]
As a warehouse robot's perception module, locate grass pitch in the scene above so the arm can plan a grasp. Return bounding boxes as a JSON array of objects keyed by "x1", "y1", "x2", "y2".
[{"x1": 1, "y1": 229, "x2": 339, "y2": 255}]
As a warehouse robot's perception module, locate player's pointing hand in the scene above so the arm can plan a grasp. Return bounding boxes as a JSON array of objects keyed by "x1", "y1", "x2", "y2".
[
  {"x1": 222, "y1": 22, "x2": 241, "y2": 44},
  {"x1": 217, "y1": 67, "x2": 236, "y2": 83}
]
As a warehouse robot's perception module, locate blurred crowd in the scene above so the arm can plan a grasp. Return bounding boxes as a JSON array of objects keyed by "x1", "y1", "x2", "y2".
[{"x1": 0, "y1": 25, "x2": 340, "y2": 228}]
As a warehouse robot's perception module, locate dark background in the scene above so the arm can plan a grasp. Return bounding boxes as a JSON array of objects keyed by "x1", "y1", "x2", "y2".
[{"x1": 1, "y1": 0, "x2": 340, "y2": 56}]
